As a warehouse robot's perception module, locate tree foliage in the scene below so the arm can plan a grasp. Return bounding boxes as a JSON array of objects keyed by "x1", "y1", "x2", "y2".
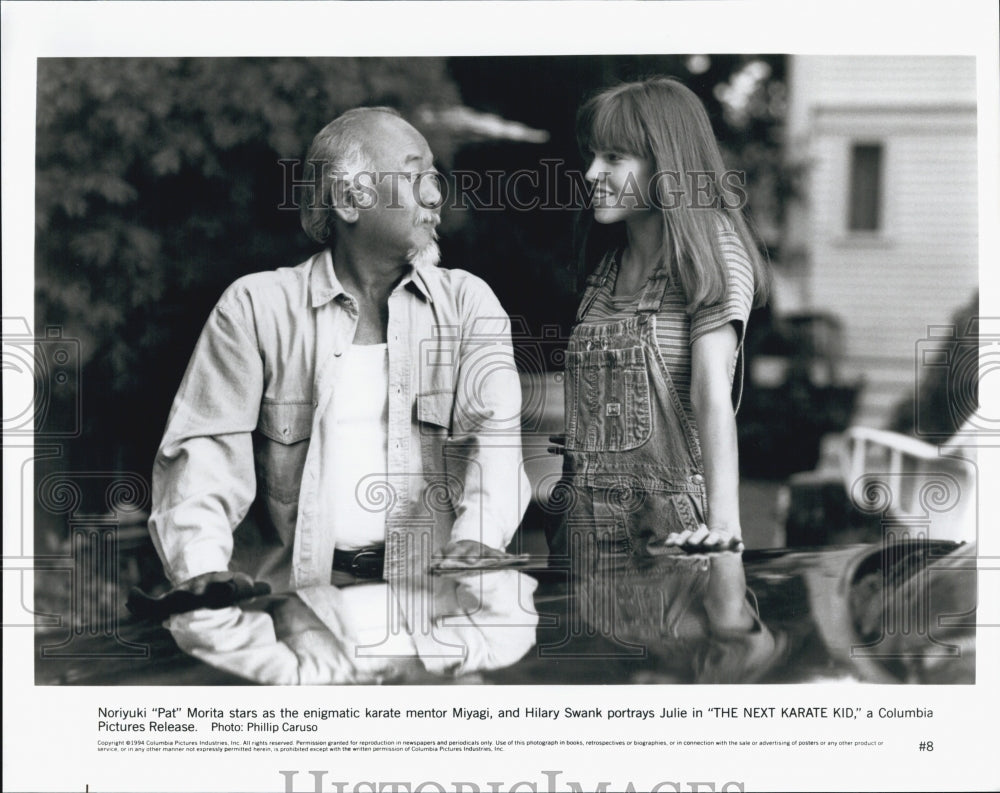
[
  {"x1": 35, "y1": 58, "x2": 461, "y2": 475},
  {"x1": 36, "y1": 57, "x2": 460, "y2": 369}
]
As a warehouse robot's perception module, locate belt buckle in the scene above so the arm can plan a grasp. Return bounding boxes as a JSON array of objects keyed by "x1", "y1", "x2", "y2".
[{"x1": 350, "y1": 549, "x2": 382, "y2": 578}]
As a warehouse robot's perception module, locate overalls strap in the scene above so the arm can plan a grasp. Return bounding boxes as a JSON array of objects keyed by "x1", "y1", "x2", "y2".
[
  {"x1": 636, "y1": 267, "x2": 671, "y2": 322},
  {"x1": 575, "y1": 251, "x2": 618, "y2": 323}
]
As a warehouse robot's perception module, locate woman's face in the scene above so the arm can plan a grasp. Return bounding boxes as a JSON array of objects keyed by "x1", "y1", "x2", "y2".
[{"x1": 585, "y1": 149, "x2": 656, "y2": 225}]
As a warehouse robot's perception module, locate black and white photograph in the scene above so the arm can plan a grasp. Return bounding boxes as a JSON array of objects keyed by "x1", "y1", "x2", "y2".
[{"x1": 3, "y1": 2, "x2": 998, "y2": 792}]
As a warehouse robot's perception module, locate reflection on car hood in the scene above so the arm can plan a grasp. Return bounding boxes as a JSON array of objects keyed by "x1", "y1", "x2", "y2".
[
  {"x1": 499, "y1": 539, "x2": 975, "y2": 685},
  {"x1": 34, "y1": 540, "x2": 975, "y2": 685}
]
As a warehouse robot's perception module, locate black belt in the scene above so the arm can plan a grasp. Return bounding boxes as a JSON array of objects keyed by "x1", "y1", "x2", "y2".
[{"x1": 332, "y1": 546, "x2": 385, "y2": 579}]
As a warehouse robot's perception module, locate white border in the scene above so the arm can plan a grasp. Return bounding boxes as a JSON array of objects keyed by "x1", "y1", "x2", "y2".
[{"x1": 3, "y1": 2, "x2": 998, "y2": 792}]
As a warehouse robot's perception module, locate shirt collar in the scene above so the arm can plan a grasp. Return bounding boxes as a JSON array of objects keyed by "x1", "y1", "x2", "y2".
[
  {"x1": 406, "y1": 263, "x2": 436, "y2": 304},
  {"x1": 309, "y1": 249, "x2": 434, "y2": 308},
  {"x1": 309, "y1": 249, "x2": 347, "y2": 308}
]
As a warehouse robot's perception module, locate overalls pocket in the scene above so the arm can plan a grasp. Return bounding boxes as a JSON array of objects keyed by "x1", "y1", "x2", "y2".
[
  {"x1": 565, "y1": 345, "x2": 652, "y2": 452},
  {"x1": 667, "y1": 491, "x2": 707, "y2": 535}
]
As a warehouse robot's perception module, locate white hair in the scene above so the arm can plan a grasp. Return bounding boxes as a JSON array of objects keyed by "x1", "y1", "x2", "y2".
[{"x1": 299, "y1": 107, "x2": 401, "y2": 245}]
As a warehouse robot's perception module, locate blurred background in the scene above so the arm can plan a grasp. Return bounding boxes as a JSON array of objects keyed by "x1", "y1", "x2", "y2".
[{"x1": 24, "y1": 55, "x2": 979, "y2": 616}]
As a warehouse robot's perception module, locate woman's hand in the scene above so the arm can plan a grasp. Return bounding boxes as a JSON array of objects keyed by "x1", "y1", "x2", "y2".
[{"x1": 665, "y1": 523, "x2": 744, "y2": 553}]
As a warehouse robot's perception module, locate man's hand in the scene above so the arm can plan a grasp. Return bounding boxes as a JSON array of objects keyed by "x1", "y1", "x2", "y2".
[
  {"x1": 173, "y1": 570, "x2": 248, "y2": 596},
  {"x1": 127, "y1": 571, "x2": 270, "y2": 621},
  {"x1": 429, "y1": 541, "x2": 532, "y2": 577},
  {"x1": 440, "y1": 540, "x2": 505, "y2": 564},
  {"x1": 173, "y1": 571, "x2": 271, "y2": 601}
]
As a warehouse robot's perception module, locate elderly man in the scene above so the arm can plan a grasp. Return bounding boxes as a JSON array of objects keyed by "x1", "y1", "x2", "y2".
[{"x1": 148, "y1": 107, "x2": 536, "y2": 683}]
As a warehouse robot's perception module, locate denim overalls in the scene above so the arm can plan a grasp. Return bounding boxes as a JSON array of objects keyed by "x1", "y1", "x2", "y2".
[{"x1": 553, "y1": 253, "x2": 716, "y2": 650}]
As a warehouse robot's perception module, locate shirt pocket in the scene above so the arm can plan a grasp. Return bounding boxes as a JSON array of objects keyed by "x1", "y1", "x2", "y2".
[
  {"x1": 565, "y1": 346, "x2": 652, "y2": 452},
  {"x1": 416, "y1": 391, "x2": 453, "y2": 430},
  {"x1": 416, "y1": 391, "x2": 453, "y2": 475},
  {"x1": 255, "y1": 400, "x2": 314, "y2": 504}
]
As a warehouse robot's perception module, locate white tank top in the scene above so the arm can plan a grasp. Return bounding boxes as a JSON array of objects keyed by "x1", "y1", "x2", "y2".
[{"x1": 325, "y1": 343, "x2": 389, "y2": 551}]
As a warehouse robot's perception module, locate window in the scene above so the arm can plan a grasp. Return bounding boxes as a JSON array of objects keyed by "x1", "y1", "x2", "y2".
[{"x1": 847, "y1": 143, "x2": 883, "y2": 232}]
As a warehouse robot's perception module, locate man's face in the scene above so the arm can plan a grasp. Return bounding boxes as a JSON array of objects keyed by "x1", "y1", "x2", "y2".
[{"x1": 351, "y1": 114, "x2": 442, "y2": 266}]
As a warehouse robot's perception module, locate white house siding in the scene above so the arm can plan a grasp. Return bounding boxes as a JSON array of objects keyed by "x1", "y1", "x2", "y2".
[{"x1": 783, "y1": 57, "x2": 978, "y2": 427}]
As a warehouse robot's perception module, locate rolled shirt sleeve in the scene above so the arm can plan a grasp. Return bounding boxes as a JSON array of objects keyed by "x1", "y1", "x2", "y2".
[
  {"x1": 148, "y1": 286, "x2": 263, "y2": 584},
  {"x1": 444, "y1": 279, "x2": 531, "y2": 550}
]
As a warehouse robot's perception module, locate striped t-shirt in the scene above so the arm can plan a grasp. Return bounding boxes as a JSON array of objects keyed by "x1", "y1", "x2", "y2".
[{"x1": 579, "y1": 228, "x2": 755, "y2": 422}]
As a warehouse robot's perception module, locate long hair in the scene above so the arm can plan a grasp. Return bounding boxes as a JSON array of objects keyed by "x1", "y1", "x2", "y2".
[
  {"x1": 576, "y1": 77, "x2": 768, "y2": 311},
  {"x1": 299, "y1": 106, "x2": 401, "y2": 246}
]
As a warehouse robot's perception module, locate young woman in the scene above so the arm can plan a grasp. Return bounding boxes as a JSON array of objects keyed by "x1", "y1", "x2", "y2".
[{"x1": 551, "y1": 76, "x2": 776, "y2": 672}]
